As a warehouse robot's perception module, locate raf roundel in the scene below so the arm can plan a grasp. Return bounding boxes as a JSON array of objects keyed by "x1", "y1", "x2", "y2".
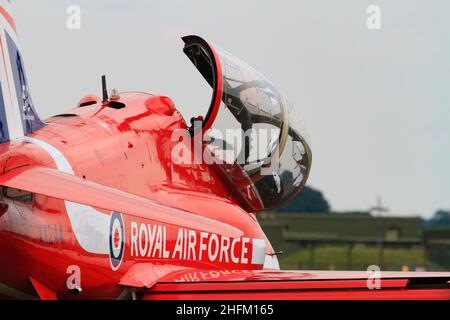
[{"x1": 109, "y1": 211, "x2": 125, "y2": 271}]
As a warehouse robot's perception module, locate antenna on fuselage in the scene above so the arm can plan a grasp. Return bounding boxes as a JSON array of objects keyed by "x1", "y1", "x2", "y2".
[{"x1": 102, "y1": 75, "x2": 109, "y2": 103}]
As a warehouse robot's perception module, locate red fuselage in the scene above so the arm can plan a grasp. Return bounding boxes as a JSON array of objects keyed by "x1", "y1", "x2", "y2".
[{"x1": 0, "y1": 93, "x2": 273, "y2": 299}]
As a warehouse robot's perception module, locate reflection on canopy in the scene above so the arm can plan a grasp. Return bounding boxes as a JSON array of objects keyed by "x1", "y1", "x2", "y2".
[{"x1": 183, "y1": 36, "x2": 312, "y2": 212}]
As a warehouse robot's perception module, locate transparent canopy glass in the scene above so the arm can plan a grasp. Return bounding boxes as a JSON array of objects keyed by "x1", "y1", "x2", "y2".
[{"x1": 183, "y1": 36, "x2": 312, "y2": 211}]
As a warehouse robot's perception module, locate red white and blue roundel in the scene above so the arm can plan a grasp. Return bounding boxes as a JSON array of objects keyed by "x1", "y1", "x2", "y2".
[{"x1": 109, "y1": 211, "x2": 125, "y2": 271}]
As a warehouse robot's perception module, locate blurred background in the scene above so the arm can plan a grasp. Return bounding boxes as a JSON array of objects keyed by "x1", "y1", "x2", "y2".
[
  {"x1": 13, "y1": 0, "x2": 450, "y2": 271},
  {"x1": 259, "y1": 187, "x2": 450, "y2": 271}
]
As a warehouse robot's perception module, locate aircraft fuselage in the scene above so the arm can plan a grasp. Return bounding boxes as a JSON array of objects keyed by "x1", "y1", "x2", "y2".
[{"x1": 0, "y1": 93, "x2": 274, "y2": 299}]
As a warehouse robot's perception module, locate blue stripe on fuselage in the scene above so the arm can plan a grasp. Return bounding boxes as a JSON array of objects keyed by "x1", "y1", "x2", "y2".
[{"x1": 5, "y1": 32, "x2": 44, "y2": 135}]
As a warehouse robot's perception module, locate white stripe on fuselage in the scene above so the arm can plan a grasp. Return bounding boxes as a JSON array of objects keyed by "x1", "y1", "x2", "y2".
[
  {"x1": 263, "y1": 254, "x2": 280, "y2": 270},
  {"x1": 17, "y1": 136, "x2": 110, "y2": 254}
]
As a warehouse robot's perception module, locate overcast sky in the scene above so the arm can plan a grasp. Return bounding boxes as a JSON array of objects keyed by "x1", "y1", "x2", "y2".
[{"x1": 12, "y1": 0, "x2": 450, "y2": 218}]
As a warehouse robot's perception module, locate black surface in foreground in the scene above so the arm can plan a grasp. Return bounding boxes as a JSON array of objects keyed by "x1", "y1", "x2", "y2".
[{"x1": 1, "y1": 300, "x2": 448, "y2": 319}]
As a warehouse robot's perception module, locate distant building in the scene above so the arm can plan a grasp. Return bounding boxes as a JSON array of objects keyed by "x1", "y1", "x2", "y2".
[
  {"x1": 423, "y1": 228, "x2": 450, "y2": 269},
  {"x1": 258, "y1": 212, "x2": 423, "y2": 270},
  {"x1": 259, "y1": 212, "x2": 422, "y2": 250}
]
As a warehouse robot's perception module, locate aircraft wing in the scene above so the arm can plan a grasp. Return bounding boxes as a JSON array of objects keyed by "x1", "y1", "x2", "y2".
[
  {"x1": 0, "y1": 166, "x2": 242, "y2": 238},
  {"x1": 119, "y1": 265, "x2": 450, "y2": 300}
]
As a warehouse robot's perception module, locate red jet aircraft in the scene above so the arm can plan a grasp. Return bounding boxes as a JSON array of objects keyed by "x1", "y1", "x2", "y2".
[{"x1": 0, "y1": 1, "x2": 448, "y2": 300}]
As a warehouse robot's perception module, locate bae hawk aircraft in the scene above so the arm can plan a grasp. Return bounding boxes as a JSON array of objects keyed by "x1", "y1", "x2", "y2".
[{"x1": 0, "y1": 1, "x2": 448, "y2": 300}]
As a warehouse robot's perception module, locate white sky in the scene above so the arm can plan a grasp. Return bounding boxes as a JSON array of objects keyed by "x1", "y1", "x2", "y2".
[{"x1": 12, "y1": 0, "x2": 450, "y2": 218}]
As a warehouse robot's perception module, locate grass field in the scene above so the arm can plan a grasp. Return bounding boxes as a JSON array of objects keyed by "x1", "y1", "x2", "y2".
[{"x1": 279, "y1": 245, "x2": 444, "y2": 271}]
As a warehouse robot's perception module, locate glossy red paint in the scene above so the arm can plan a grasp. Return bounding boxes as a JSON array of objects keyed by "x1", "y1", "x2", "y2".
[
  {"x1": 0, "y1": 166, "x2": 242, "y2": 239},
  {"x1": 143, "y1": 270, "x2": 450, "y2": 300},
  {"x1": 202, "y1": 39, "x2": 223, "y2": 132},
  {"x1": 0, "y1": 92, "x2": 278, "y2": 299},
  {"x1": 29, "y1": 277, "x2": 57, "y2": 300},
  {"x1": 181, "y1": 36, "x2": 223, "y2": 133}
]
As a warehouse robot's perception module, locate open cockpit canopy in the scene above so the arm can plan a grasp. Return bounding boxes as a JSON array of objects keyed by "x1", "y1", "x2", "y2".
[{"x1": 183, "y1": 36, "x2": 311, "y2": 212}]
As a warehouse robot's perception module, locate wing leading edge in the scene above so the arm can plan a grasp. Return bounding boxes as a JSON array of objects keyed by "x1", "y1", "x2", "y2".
[{"x1": 0, "y1": 166, "x2": 243, "y2": 239}]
